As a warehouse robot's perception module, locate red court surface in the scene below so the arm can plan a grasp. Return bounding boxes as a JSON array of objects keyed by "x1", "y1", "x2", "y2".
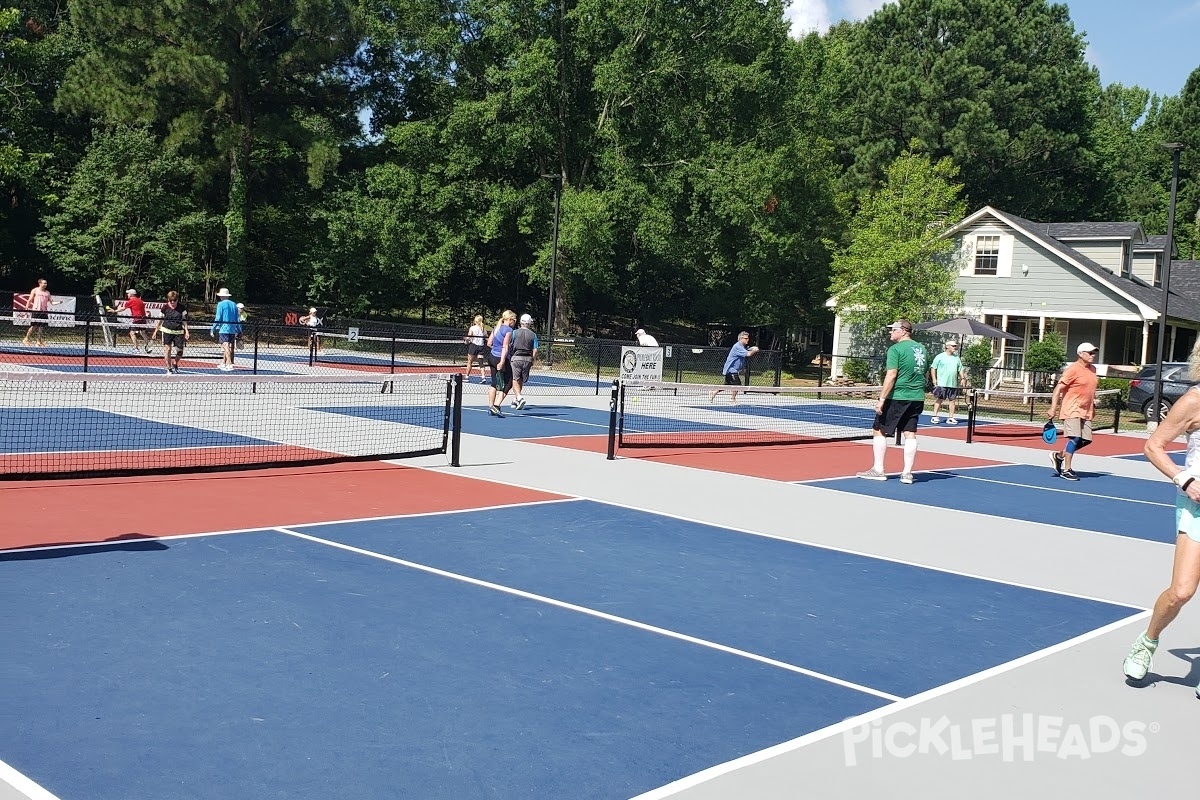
[
  {"x1": 530, "y1": 436, "x2": 1001, "y2": 481},
  {"x1": 0, "y1": 462, "x2": 564, "y2": 551},
  {"x1": 921, "y1": 424, "x2": 1173, "y2": 456}
]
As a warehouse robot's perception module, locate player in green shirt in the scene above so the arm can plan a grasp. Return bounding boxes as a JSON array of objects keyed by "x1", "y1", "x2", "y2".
[{"x1": 857, "y1": 319, "x2": 929, "y2": 484}]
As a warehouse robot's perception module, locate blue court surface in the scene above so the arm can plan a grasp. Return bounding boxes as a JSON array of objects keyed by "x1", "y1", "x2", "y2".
[
  {"x1": 0, "y1": 407, "x2": 271, "y2": 452},
  {"x1": 809, "y1": 464, "x2": 1177, "y2": 543},
  {"x1": 2, "y1": 500, "x2": 1138, "y2": 800}
]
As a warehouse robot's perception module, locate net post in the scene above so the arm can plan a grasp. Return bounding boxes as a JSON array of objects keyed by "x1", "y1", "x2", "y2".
[
  {"x1": 390, "y1": 329, "x2": 397, "y2": 375},
  {"x1": 966, "y1": 389, "x2": 976, "y2": 444},
  {"x1": 1113, "y1": 402, "x2": 1121, "y2": 434},
  {"x1": 451, "y1": 373, "x2": 463, "y2": 467},
  {"x1": 606, "y1": 380, "x2": 619, "y2": 460},
  {"x1": 308, "y1": 329, "x2": 315, "y2": 367},
  {"x1": 252, "y1": 326, "x2": 259, "y2": 374},
  {"x1": 774, "y1": 354, "x2": 782, "y2": 388}
]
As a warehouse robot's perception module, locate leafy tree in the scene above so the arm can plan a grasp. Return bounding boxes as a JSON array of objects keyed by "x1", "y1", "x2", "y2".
[
  {"x1": 35, "y1": 127, "x2": 205, "y2": 296},
  {"x1": 57, "y1": 0, "x2": 362, "y2": 297},
  {"x1": 839, "y1": 0, "x2": 1102, "y2": 219},
  {"x1": 1025, "y1": 330, "x2": 1066, "y2": 391},
  {"x1": 827, "y1": 148, "x2": 967, "y2": 332}
]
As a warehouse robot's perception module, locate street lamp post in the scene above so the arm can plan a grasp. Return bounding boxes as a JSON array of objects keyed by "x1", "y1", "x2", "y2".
[
  {"x1": 541, "y1": 174, "x2": 562, "y2": 366},
  {"x1": 1151, "y1": 142, "x2": 1185, "y2": 430}
]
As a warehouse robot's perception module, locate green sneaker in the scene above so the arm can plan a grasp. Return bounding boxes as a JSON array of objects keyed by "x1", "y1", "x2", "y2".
[{"x1": 1122, "y1": 633, "x2": 1158, "y2": 681}]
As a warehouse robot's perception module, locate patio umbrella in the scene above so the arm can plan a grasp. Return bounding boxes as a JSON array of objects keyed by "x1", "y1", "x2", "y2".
[{"x1": 914, "y1": 317, "x2": 1021, "y2": 342}]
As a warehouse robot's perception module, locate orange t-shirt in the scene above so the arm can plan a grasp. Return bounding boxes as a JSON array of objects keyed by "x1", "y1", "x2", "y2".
[{"x1": 1057, "y1": 361, "x2": 1098, "y2": 420}]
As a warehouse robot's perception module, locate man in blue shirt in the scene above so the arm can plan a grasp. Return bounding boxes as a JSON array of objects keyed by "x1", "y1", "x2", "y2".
[
  {"x1": 209, "y1": 288, "x2": 241, "y2": 371},
  {"x1": 710, "y1": 331, "x2": 760, "y2": 403}
]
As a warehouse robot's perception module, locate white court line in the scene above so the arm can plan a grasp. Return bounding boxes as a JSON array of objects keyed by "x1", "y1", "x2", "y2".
[
  {"x1": 627, "y1": 610, "x2": 1148, "y2": 800},
  {"x1": 923, "y1": 469, "x2": 1175, "y2": 507},
  {"x1": 274, "y1": 526, "x2": 902, "y2": 703},
  {"x1": 0, "y1": 498, "x2": 582, "y2": 557},
  {"x1": 423, "y1": 466, "x2": 1147, "y2": 609},
  {"x1": 0, "y1": 757, "x2": 62, "y2": 800}
]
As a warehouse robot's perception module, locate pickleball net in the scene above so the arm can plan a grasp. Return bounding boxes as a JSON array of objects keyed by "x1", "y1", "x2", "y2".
[
  {"x1": 0, "y1": 371, "x2": 462, "y2": 478},
  {"x1": 608, "y1": 380, "x2": 886, "y2": 450},
  {"x1": 966, "y1": 387, "x2": 1123, "y2": 441}
]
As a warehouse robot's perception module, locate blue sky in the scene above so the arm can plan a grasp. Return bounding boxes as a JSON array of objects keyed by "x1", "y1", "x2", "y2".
[{"x1": 785, "y1": 0, "x2": 1199, "y2": 99}]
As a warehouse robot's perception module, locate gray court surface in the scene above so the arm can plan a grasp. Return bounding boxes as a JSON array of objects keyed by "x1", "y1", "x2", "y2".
[{"x1": 4, "y1": 390, "x2": 1196, "y2": 800}]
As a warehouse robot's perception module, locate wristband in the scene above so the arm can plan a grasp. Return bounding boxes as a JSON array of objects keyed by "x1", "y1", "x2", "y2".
[{"x1": 1182, "y1": 477, "x2": 1196, "y2": 492}]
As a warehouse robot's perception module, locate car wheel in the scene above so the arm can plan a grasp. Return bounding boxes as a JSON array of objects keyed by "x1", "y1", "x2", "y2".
[{"x1": 1142, "y1": 398, "x2": 1173, "y2": 422}]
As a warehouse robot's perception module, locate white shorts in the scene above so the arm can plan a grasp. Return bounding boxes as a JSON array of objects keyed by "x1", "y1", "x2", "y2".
[{"x1": 1174, "y1": 494, "x2": 1200, "y2": 543}]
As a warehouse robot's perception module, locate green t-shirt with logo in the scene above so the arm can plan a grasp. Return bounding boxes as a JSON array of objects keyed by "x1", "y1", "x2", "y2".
[{"x1": 886, "y1": 340, "x2": 929, "y2": 401}]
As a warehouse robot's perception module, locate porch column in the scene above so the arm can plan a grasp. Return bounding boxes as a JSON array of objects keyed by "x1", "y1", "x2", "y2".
[
  {"x1": 1141, "y1": 322, "x2": 1151, "y2": 365},
  {"x1": 1170, "y1": 325, "x2": 1178, "y2": 362},
  {"x1": 1038, "y1": 316, "x2": 1046, "y2": 341},
  {"x1": 1099, "y1": 320, "x2": 1108, "y2": 361},
  {"x1": 830, "y1": 315, "x2": 843, "y2": 377}
]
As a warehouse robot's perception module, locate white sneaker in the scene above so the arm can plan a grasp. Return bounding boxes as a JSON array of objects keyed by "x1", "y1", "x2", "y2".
[
  {"x1": 899, "y1": 473, "x2": 914, "y2": 484},
  {"x1": 929, "y1": 416, "x2": 941, "y2": 424},
  {"x1": 946, "y1": 417, "x2": 958, "y2": 425},
  {"x1": 1122, "y1": 633, "x2": 1157, "y2": 681},
  {"x1": 856, "y1": 468, "x2": 887, "y2": 481}
]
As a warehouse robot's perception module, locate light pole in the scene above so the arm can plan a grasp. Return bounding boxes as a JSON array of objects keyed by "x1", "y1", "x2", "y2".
[
  {"x1": 541, "y1": 173, "x2": 562, "y2": 366},
  {"x1": 1151, "y1": 142, "x2": 1185, "y2": 429}
]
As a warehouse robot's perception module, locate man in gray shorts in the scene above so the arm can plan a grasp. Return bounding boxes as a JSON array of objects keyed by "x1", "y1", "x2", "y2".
[{"x1": 509, "y1": 314, "x2": 539, "y2": 410}]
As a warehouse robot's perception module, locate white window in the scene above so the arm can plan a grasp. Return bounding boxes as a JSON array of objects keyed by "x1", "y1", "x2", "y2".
[{"x1": 974, "y1": 235, "x2": 1000, "y2": 275}]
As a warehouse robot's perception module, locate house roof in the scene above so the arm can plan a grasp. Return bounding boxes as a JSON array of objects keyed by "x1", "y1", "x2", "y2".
[
  {"x1": 1135, "y1": 235, "x2": 1170, "y2": 253},
  {"x1": 949, "y1": 206, "x2": 1200, "y2": 324},
  {"x1": 1169, "y1": 261, "x2": 1200, "y2": 303},
  {"x1": 1040, "y1": 222, "x2": 1145, "y2": 241}
]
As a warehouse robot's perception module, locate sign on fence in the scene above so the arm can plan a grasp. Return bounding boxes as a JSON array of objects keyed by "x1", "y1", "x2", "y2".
[{"x1": 620, "y1": 346, "x2": 664, "y2": 382}]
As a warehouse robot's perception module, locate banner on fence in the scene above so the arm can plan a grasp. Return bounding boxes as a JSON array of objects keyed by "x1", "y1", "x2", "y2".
[{"x1": 620, "y1": 346, "x2": 664, "y2": 382}]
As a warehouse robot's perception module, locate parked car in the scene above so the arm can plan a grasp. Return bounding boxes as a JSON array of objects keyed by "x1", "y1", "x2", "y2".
[{"x1": 1127, "y1": 362, "x2": 1197, "y2": 420}]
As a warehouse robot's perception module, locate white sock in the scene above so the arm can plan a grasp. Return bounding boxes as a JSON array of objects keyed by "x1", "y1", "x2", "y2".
[
  {"x1": 872, "y1": 435, "x2": 887, "y2": 472},
  {"x1": 903, "y1": 438, "x2": 918, "y2": 474}
]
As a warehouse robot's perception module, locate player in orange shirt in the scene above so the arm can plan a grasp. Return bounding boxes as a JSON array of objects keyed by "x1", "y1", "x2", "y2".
[{"x1": 1046, "y1": 342, "x2": 1100, "y2": 481}]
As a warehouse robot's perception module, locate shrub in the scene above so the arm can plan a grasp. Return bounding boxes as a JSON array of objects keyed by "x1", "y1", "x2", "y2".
[
  {"x1": 961, "y1": 341, "x2": 993, "y2": 386},
  {"x1": 1096, "y1": 377, "x2": 1130, "y2": 409},
  {"x1": 843, "y1": 357, "x2": 871, "y2": 383}
]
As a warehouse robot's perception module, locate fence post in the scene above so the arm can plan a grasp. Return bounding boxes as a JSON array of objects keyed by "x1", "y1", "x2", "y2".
[
  {"x1": 774, "y1": 353, "x2": 782, "y2": 387},
  {"x1": 82, "y1": 316, "x2": 91, "y2": 373},
  {"x1": 595, "y1": 338, "x2": 602, "y2": 395},
  {"x1": 390, "y1": 329, "x2": 397, "y2": 374}
]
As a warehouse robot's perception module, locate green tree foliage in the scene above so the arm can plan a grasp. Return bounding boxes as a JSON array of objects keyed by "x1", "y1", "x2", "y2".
[
  {"x1": 57, "y1": 0, "x2": 362, "y2": 297},
  {"x1": 35, "y1": 127, "x2": 207, "y2": 296},
  {"x1": 1025, "y1": 330, "x2": 1066, "y2": 391},
  {"x1": 961, "y1": 340, "x2": 993, "y2": 386},
  {"x1": 840, "y1": 0, "x2": 1101, "y2": 219},
  {"x1": 0, "y1": 2, "x2": 87, "y2": 284},
  {"x1": 330, "y1": 0, "x2": 841, "y2": 331},
  {"x1": 828, "y1": 149, "x2": 967, "y2": 331}
]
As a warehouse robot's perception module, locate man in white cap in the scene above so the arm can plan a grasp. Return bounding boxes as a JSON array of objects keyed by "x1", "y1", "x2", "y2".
[
  {"x1": 1047, "y1": 342, "x2": 1100, "y2": 481},
  {"x1": 209, "y1": 288, "x2": 241, "y2": 371},
  {"x1": 635, "y1": 328, "x2": 658, "y2": 347},
  {"x1": 123, "y1": 288, "x2": 152, "y2": 352},
  {"x1": 508, "y1": 313, "x2": 539, "y2": 410}
]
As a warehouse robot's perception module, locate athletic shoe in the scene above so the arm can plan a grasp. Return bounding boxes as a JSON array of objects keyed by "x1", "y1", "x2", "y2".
[
  {"x1": 1060, "y1": 469, "x2": 1080, "y2": 481},
  {"x1": 946, "y1": 417, "x2": 958, "y2": 425},
  {"x1": 516, "y1": 397, "x2": 527, "y2": 410},
  {"x1": 929, "y1": 416, "x2": 941, "y2": 424},
  {"x1": 1122, "y1": 633, "x2": 1158, "y2": 681},
  {"x1": 1051, "y1": 451, "x2": 1064, "y2": 476},
  {"x1": 899, "y1": 473, "x2": 914, "y2": 484},
  {"x1": 488, "y1": 405, "x2": 504, "y2": 417},
  {"x1": 856, "y1": 468, "x2": 887, "y2": 481},
  {"x1": 144, "y1": 341, "x2": 153, "y2": 353}
]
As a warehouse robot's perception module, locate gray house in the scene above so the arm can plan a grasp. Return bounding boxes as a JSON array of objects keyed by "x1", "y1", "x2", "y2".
[{"x1": 828, "y1": 206, "x2": 1200, "y2": 389}]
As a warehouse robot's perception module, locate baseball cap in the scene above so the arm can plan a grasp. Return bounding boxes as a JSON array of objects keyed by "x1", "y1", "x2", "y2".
[
  {"x1": 520, "y1": 313, "x2": 533, "y2": 325},
  {"x1": 236, "y1": 303, "x2": 244, "y2": 309},
  {"x1": 886, "y1": 320, "x2": 912, "y2": 332},
  {"x1": 126, "y1": 288, "x2": 137, "y2": 295},
  {"x1": 635, "y1": 328, "x2": 646, "y2": 336},
  {"x1": 1077, "y1": 342, "x2": 1099, "y2": 354}
]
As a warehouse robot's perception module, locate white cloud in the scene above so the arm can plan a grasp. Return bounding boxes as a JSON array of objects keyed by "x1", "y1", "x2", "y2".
[
  {"x1": 784, "y1": 0, "x2": 832, "y2": 36},
  {"x1": 844, "y1": 0, "x2": 891, "y2": 17}
]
